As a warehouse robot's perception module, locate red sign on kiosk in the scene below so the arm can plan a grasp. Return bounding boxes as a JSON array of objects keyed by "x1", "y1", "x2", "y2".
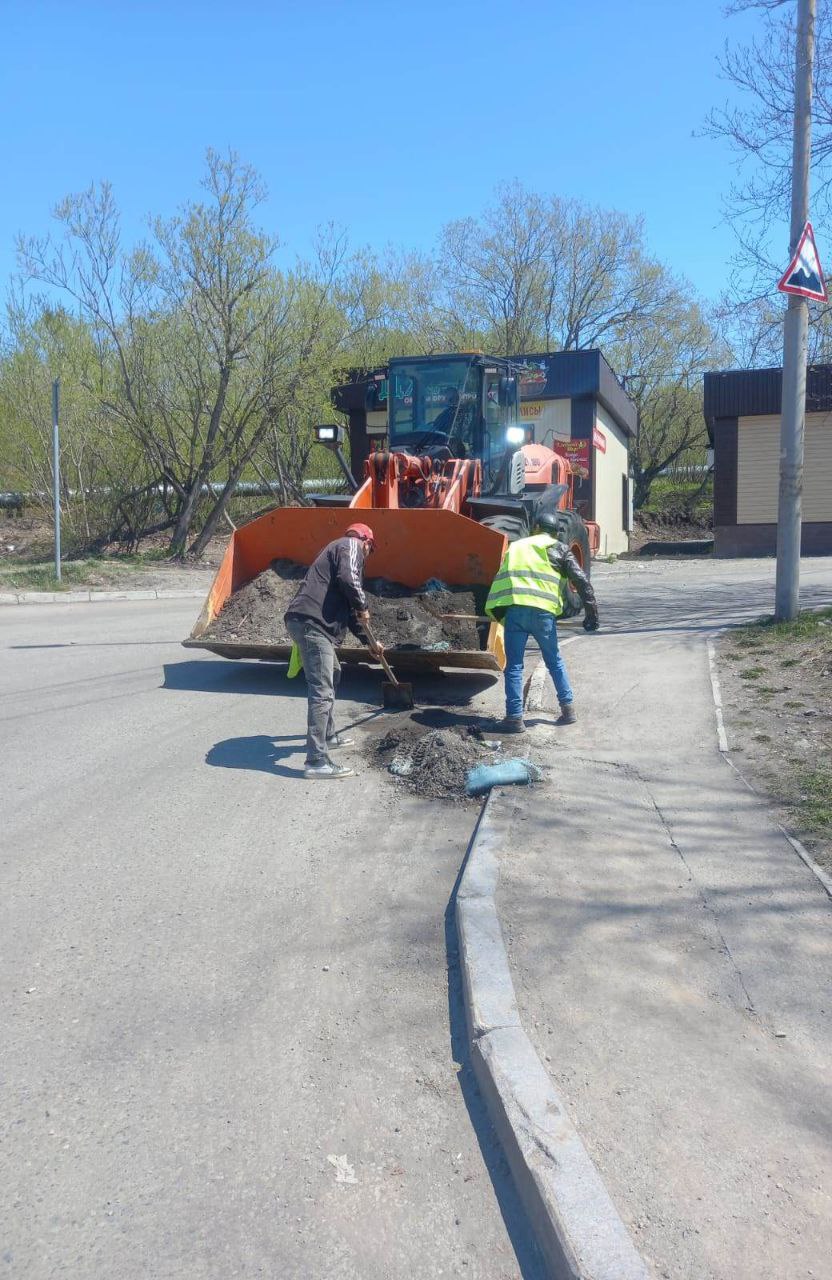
[{"x1": 553, "y1": 439, "x2": 591, "y2": 480}]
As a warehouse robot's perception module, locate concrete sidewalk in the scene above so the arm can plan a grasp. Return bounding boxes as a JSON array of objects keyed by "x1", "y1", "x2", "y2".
[{"x1": 492, "y1": 582, "x2": 832, "y2": 1279}]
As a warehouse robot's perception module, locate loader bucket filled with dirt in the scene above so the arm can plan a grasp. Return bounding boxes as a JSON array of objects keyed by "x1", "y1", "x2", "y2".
[{"x1": 183, "y1": 506, "x2": 507, "y2": 671}]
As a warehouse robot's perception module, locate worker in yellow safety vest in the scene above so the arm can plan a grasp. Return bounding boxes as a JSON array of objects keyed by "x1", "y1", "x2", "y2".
[{"x1": 485, "y1": 512, "x2": 599, "y2": 733}]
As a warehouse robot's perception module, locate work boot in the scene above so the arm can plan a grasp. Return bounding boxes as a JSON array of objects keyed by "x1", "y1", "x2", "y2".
[
  {"x1": 557, "y1": 702, "x2": 577, "y2": 725},
  {"x1": 304, "y1": 761, "x2": 355, "y2": 779},
  {"x1": 496, "y1": 716, "x2": 526, "y2": 735},
  {"x1": 326, "y1": 733, "x2": 355, "y2": 749}
]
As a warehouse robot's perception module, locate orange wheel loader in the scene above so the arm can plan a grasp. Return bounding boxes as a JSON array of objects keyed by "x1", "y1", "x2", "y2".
[{"x1": 184, "y1": 352, "x2": 596, "y2": 672}]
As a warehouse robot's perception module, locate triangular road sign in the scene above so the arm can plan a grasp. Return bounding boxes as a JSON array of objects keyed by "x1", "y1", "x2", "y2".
[{"x1": 778, "y1": 220, "x2": 828, "y2": 301}]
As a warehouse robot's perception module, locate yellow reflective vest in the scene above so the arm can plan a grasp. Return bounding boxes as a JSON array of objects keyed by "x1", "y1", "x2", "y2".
[{"x1": 485, "y1": 533, "x2": 566, "y2": 621}]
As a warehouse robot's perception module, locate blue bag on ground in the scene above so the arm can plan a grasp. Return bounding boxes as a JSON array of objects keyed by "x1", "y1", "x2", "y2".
[{"x1": 465, "y1": 758, "x2": 540, "y2": 796}]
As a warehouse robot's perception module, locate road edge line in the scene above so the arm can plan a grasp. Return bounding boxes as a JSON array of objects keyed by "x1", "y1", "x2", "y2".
[
  {"x1": 723, "y1": 754, "x2": 832, "y2": 901},
  {"x1": 0, "y1": 588, "x2": 207, "y2": 606},
  {"x1": 705, "y1": 638, "x2": 730, "y2": 753},
  {"x1": 455, "y1": 795, "x2": 650, "y2": 1280},
  {"x1": 708, "y1": 635, "x2": 832, "y2": 901}
]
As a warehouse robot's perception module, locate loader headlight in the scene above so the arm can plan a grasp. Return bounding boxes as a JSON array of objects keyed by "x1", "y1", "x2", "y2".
[
  {"x1": 505, "y1": 426, "x2": 525, "y2": 445},
  {"x1": 316, "y1": 424, "x2": 344, "y2": 445}
]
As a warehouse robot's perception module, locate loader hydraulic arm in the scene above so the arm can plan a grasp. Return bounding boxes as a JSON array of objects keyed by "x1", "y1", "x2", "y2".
[{"x1": 351, "y1": 450, "x2": 482, "y2": 512}]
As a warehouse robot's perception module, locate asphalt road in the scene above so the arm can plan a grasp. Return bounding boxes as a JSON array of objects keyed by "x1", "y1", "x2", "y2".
[
  {"x1": 4, "y1": 556, "x2": 831, "y2": 1279},
  {"x1": 0, "y1": 600, "x2": 543, "y2": 1280}
]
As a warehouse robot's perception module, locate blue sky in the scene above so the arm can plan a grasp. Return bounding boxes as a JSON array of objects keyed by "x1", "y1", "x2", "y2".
[{"x1": 1, "y1": 0, "x2": 764, "y2": 305}]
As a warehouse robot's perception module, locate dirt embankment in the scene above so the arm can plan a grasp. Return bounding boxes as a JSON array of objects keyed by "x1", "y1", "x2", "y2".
[
  {"x1": 625, "y1": 510, "x2": 714, "y2": 557},
  {"x1": 717, "y1": 609, "x2": 832, "y2": 872},
  {"x1": 202, "y1": 559, "x2": 485, "y2": 652}
]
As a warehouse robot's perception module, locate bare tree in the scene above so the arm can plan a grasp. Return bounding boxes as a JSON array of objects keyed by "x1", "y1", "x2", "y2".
[
  {"x1": 705, "y1": 0, "x2": 832, "y2": 341},
  {"x1": 611, "y1": 297, "x2": 728, "y2": 509},
  {"x1": 438, "y1": 182, "x2": 675, "y2": 355},
  {"x1": 17, "y1": 150, "x2": 324, "y2": 557},
  {"x1": 440, "y1": 185, "x2": 556, "y2": 353}
]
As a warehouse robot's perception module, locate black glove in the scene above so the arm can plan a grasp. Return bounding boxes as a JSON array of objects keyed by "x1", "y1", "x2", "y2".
[{"x1": 583, "y1": 603, "x2": 599, "y2": 632}]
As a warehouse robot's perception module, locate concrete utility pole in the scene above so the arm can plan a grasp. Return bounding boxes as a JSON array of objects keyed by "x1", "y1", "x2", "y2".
[
  {"x1": 52, "y1": 378, "x2": 61, "y2": 583},
  {"x1": 775, "y1": 0, "x2": 816, "y2": 620}
]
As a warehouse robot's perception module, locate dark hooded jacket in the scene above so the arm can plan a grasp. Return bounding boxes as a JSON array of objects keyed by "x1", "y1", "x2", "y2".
[{"x1": 284, "y1": 535, "x2": 369, "y2": 644}]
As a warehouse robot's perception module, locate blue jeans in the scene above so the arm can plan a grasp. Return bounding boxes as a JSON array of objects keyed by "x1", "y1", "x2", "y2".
[{"x1": 503, "y1": 605, "x2": 573, "y2": 718}]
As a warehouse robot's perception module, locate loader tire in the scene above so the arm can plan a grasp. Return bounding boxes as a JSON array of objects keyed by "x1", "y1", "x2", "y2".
[
  {"x1": 479, "y1": 512, "x2": 530, "y2": 543},
  {"x1": 553, "y1": 511, "x2": 591, "y2": 619}
]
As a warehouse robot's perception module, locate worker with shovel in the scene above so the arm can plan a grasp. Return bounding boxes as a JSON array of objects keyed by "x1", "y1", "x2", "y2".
[
  {"x1": 485, "y1": 512, "x2": 599, "y2": 733},
  {"x1": 285, "y1": 523, "x2": 383, "y2": 779}
]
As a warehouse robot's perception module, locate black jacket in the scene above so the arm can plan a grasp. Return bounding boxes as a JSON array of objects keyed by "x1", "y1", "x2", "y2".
[
  {"x1": 545, "y1": 540, "x2": 596, "y2": 607},
  {"x1": 285, "y1": 536, "x2": 369, "y2": 644}
]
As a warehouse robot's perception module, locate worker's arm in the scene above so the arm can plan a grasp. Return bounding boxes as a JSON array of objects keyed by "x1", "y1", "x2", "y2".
[
  {"x1": 345, "y1": 608, "x2": 383, "y2": 655},
  {"x1": 547, "y1": 541, "x2": 599, "y2": 629},
  {"x1": 547, "y1": 542, "x2": 595, "y2": 604},
  {"x1": 334, "y1": 539, "x2": 368, "y2": 615},
  {"x1": 332, "y1": 543, "x2": 382, "y2": 652}
]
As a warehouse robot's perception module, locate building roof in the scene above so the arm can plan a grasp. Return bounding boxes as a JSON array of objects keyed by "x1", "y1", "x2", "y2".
[
  {"x1": 513, "y1": 349, "x2": 638, "y2": 438},
  {"x1": 703, "y1": 364, "x2": 832, "y2": 442}
]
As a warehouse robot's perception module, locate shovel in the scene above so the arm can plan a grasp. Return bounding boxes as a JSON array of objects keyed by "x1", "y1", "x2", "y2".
[{"x1": 363, "y1": 621, "x2": 414, "y2": 711}]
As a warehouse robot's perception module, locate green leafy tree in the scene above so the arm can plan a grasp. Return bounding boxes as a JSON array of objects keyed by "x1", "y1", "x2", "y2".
[
  {"x1": 0, "y1": 301, "x2": 158, "y2": 550},
  {"x1": 18, "y1": 150, "x2": 322, "y2": 556},
  {"x1": 611, "y1": 297, "x2": 728, "y2": 509}
]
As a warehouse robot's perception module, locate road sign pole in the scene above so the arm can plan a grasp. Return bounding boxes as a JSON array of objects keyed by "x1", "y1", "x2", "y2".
[
  {"x1": 775, "y1": 0, "x2": 816, "y2": 621},
  {"x1": 52, "y1": 378, "x2": 61, "y2": 584}
]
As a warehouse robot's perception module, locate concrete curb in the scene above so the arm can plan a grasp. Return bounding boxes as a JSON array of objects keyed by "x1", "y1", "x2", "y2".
[
  {"x1": 0, "y1": 588, "x2": 207, "y2": 606},
  {"x1": 456, "y1": 796, "x2": 650, "y2": 1280}
]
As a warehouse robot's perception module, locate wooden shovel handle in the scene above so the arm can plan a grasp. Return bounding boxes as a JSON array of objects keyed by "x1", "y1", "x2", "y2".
[{"x1": 362, "y1": 621, "x2": 400, "y2": 687}]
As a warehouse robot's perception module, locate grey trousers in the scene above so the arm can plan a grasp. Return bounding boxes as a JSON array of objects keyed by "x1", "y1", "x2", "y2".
[{"x1": 286, "y1": 618, "x2": 341, "y2": 765}]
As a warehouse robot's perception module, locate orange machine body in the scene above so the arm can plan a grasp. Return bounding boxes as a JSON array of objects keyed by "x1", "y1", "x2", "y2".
[{"x1": 185, "y1": 504, "x2": 507, "y2": 671}]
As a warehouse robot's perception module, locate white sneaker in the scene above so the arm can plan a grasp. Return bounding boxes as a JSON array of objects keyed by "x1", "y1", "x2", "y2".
[
  {"x1": 326, "y1": 734, "x2": 355, "y2": 749},
  {"x1": 304, "y1": 761, "x2": 355, "y2": 779}
]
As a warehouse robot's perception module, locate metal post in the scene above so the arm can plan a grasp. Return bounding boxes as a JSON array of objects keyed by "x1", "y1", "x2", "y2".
[
  {"x1": 775, "y1": 0, "x2": 816, "y2": 620},
  {"x1": 52, "y1": 378, "x2": 61, "y2": 583}
]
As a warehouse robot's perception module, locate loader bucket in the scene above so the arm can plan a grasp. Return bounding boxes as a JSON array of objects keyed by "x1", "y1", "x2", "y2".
[{"x1": 183, "y1": 505, "x2": 507, "y2": 671}]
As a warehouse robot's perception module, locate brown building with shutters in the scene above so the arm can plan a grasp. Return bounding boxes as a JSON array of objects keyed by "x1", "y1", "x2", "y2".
[{"x1": 704, "y1": 365, "x2": 832, "y2": 557}]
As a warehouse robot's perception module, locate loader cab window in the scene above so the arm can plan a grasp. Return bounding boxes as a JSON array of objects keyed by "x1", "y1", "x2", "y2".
[
  {"x1": 389, "y1": 359, "x2": 480, "y2": 457},
  {"x1": 484, "y1": 374, "x2": 503, "y2": 433}
]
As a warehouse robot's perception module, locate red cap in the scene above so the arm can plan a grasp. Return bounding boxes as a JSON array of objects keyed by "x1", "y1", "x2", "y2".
[{"x1": 345, "y1": 522, "x2": 375, "y2": 548}]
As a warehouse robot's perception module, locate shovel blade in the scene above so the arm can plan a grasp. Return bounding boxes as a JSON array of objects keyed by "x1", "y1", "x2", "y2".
[{"x1": 382, "y1": 679, "x2": 414, "y2": 711}]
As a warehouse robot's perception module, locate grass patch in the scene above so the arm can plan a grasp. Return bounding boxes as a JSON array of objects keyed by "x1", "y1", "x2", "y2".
[
  {"x1": 753, "y1": 733, "x2": 772, "y2": 743},
  {"x1": 732, "y1": 607, "x2": 832, "y2": 647},
  {"x1": 0, "y1": 553, "x2": 171, "y2": 592},
  {"x1": 740, "y1": 667, "x2": 765, "y2": 680},
  {"x1": 792, "y1": 764, "x2": 832, "y2": 834},
  {"x1": 642, "y1": 476, "x2": 713, "y2": 518}
]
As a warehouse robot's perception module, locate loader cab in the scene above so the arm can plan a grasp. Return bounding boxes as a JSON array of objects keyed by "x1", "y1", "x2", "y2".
[{"x1": 384, "y1": 353, "x2": 521, "y2": 488}]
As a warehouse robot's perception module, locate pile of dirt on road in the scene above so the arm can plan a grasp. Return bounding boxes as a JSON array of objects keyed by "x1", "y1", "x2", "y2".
[
  {"x1": 371, "y1": 722, "x2": 500, "y2": 802},
  {"x1": 202, "y1": 558, "x2": 484, "y2": 651}
]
